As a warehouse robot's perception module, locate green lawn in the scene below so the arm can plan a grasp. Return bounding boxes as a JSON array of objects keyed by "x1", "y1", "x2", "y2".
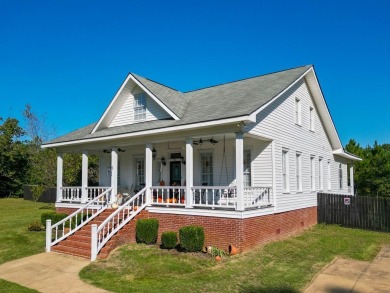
[
  {"x1": 0, "y1": 279, "x2": 39, "y2": 293},
  {"x1": 80, "y1": 224, "x2": 390, "y2": 293},
  {"x1": 0, "y1": 198, "x2": 54, "y2": 264}
]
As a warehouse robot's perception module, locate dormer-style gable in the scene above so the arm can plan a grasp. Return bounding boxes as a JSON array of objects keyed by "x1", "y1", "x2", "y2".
[{"x1": 91, "y1": 73, "x2": 186, "y2": 133}]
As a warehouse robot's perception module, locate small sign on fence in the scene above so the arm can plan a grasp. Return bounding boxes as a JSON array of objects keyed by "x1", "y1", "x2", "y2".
[{"x1": 344, "y1": 197, "x2": 351, "y2": 205}]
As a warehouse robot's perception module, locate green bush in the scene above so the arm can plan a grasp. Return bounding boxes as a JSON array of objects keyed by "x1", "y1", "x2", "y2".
[
  {"x1": 40, "y1": 212, "x2": 68, "y2": 227},
  {"x1": 179, "y1": 225, "x2": 204, "y2": 252},
  {"x1": 28, "y1": 220, "x2": 43, "y2": 231},
  {"x1": 161, "y1": 231, "x2": 177, "y2": 249},
  {"x1": 136, "y1": 218, "x2": 159, "y2": 244}
]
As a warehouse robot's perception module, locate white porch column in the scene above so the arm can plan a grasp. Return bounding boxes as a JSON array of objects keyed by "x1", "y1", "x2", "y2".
[
  {"x1": 81, "y1": 150, "x2": 88, "y2": 203},
  {"x1": 56, "y1": 153, "x2": 63, "y2": 202},
  {"x1": 185, "y1": 138, "x2": 193, "y2": 208},
  {"x1": 350, "y1": 164, "x2": 355, "y2": 196},
  {"x1": 145, "y1": 143, "x2": 153, "y2": 205},
  {"x1": 111, "y1": 147, "x2": 118, "y2": 203},
  {"x1": 235, "y1": 132, "x2": 245, "y2": 211}
]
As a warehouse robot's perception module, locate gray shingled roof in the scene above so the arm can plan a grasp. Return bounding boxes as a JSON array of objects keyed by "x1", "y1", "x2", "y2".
[
  {"x1": 132, "y1": 73, "x2": 188, "y2": 118},
  {"x1": 45, "y1": 65, "x2": 311, "y2": 145}
]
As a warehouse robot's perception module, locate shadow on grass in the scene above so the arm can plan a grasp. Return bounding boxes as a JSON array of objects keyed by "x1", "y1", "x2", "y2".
[{"x1": 240, "y1": 285, "x2": 299, "y2": 293}]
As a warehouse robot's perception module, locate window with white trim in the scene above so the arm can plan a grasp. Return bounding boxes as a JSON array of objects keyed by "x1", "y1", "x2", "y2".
[
  {"x1": 327, "y1": 160, "x2": 331, "y2": 190},
  {"x1": 295, "y1": 98, "x2": 301, "y2": 125},
  {"x1": 319, "y1": 157, "x2": 323, "y2": 191},
  {"x1": 339, "y1": 163, "x2": 343, "y2": 189},
  {"x1": 134, "y1": 93, "x2": 146, "y2": 121},
  {"x1": 201, "y1": 153, "x2": 213, "y2": 186},
  {"x1": 135, "y1": 158, "x2": 145, "y2": 188},
  {"x1": 243, "y1": 150, "x2": 251, "y2": 187},
  {"x1": 296, "y1": 152, "x2": 302, "y2": 192},
  {"x1": 310, "y1": 155, "x2": 315, "y2": 190},
  {"x1": 309, "y1": 107, "x2": 315, "y2": 131},
  {"x1": 282, "y1": 149, "x2": 289, "y2": 192}
]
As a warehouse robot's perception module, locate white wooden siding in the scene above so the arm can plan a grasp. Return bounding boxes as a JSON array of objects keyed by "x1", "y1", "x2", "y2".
[
  {"x1": 98, "y1": 138, "x2": 272, "y2": 192},
  {"x1": 248, "y1": 78, "x2": 349, "y2": 213},
  {"x1": 109, "y1": 86, "x2": 171, "y2": 128}
]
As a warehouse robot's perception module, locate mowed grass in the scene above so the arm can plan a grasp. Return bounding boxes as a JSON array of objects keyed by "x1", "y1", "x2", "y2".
[
  {"x1": 0, "y1": 198, "x2": 54, "y2": 264},
  {"x1": 80, "y1": 224, "x2": 390, "y2": 293},
  {"x1": 0, "y1": 279, "x2": 39, "y2": 293}
]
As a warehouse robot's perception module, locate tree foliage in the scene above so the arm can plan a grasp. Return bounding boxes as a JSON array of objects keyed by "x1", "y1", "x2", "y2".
[
  {"x1": 0, "y1": 117, "x2": 30, "y2": 196},
  {"x1": 0, "y1": 105, "x2": 99, "y2": 197},
  {"x1": 345, "y1": 139, "x2": 390, "y2": 197}
]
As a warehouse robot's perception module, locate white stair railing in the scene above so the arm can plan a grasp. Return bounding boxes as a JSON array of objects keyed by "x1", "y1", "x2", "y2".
[
  {"x1": 243, "y1": 186, "x2": 272, "y2": 208},
  {"x1": 46, "y1": 187, "x2": 112, "y2": 251},
  {"x1": 91, "y1": 187, "x2": 148, "y2": 261}
]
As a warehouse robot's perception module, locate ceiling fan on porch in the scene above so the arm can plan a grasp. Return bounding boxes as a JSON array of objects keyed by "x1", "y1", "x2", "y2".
[
  {"x1": 192, "y1": 137, "x2": 218, "y2": 145},
  {"x1": 102, "y1": 148, "x2": 126, "y2": 153}
]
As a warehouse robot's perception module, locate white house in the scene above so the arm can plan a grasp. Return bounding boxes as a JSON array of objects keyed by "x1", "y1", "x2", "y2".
[{"x1": 42, "y1": 65, "x2": 360, "y2": 260}]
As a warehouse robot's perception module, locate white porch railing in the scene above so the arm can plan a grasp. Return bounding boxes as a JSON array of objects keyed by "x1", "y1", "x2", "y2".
[
  {"x1": 243, "y1": 186, "x2": 272, "y2": 208},
  {"x1": 192, "y1": 186, "x2": 237, "y2": 209},
  {"x1": 46, "y1": 188, "x2": 112, "y2": 251},
  {"x1": 150, "y1": 186, "x2": 186, "y2": 206},
  {"x1": 60, "y1": 186, "x2": 82, "y2": 202},
  {"x1": 86, "y1": 186, "x2": 111, "y2": 201},
  {"x1": 91, "y1": 187, "x2": 148, "y2": 261}
]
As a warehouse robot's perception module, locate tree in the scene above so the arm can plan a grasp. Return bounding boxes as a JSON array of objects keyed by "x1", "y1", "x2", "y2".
[
  {"x1": 23, "y1": 105, "x2": 57, "y2": 189},
  {"x1": 0, "y1": 117, "x2": 30, "y2": 196},
  {"x1": 346, "y1": 139, "x2": 390, "y2": 197}
]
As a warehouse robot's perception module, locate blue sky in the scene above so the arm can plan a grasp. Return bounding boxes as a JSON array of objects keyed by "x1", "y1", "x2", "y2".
[{"x1": 0, "y1": 0, "x2": 389, "y2": 147}]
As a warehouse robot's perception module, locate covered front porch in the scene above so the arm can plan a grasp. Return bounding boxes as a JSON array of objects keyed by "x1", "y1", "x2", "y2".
[{"x1": 55, "y1": 131, "x2": 275, "y2": 212}]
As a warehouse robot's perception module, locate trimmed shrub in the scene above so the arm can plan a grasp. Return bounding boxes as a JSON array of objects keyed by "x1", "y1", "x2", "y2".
[
  {"x1": 161, "y1": 231, "x2": 177, "y2": 249},
  {"x1": 28, "y1": 220, "x2": 43, "y2": 231},
  {"x1": 40, "y1": 212, "x2": 68, "y2": 227},
  {"x1": 136, "y1": 218, "x2": 159, "y2": 244},
  {"x1": 179, "y1": 225, "x2": 205, "y2": 252}
]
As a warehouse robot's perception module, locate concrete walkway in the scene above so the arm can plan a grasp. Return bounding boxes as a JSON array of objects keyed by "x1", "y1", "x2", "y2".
[
  {"x1": 0, "y1": 252, "x2": 110, "y2": 293},
  {"x1": 304, "y1": 245, "x2": 390, "y2": 293}
]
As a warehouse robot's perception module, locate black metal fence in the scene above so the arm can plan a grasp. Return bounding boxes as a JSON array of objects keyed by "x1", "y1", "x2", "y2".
[
  {"x1": 318, "y1": 193, "x2": 390, "y2": 232},
  {"x1": 24, "y1": 185, "x2": 56, "y2": 203}
]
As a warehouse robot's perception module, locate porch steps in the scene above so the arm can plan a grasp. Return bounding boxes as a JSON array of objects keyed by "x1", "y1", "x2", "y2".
[{"x1": 51, "y1": 209, "x2": 127, "y2": 259}]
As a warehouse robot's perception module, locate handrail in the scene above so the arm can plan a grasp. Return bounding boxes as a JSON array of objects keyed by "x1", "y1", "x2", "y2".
[
  {"x1": 46, "y1": 187, "x2": 112, "y2": 249},
  {"x1": 91, "y1": 186, "x2": 148, "y2": 261}
]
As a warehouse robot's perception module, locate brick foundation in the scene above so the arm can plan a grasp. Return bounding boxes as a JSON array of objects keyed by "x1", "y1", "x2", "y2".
[
  {"x1": 56, "y1": 206, "x2": 317, "y2": 253},
  {"x1": 109, "y1": 206, "x2": 317, "y2": 252}
]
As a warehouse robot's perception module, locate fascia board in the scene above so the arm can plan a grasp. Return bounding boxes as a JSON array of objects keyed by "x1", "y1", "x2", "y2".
[
  {"x1": 333, "y1": 149, "x2": 362, "y2": 161},
  {"x1": 308, "y1": 67, "x2": 343, "y2": 150},
  {"x1": 41, "y1": 115, "x2": 254, "y2": 148},
  {"x1": 130, "y1": 74, "x2": 180, "y2": 120},
  {"x1": 91, "y1": 74, "x2": 132, "y2": 133}
]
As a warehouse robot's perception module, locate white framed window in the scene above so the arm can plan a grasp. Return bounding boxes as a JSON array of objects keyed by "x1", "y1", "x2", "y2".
[
  {"x1": 295, "y1": 98, "x2": 301, "y2": 125},
  {"x1": 201, "y1": 153, "x2": 213, "y2": 186},
  {"x1": 319, "y1": 157, "x2": 323, "y2": 191},
  {"x1": 309, "y1": 107, "x2": 315, "y2": 131},
  {"x1": 135, "y1": 158, "x2": 145, "y2": 188},
  {"x1": 282, "y1": 149, "x2": 289, "y2": 192},
  {"x1": 134, "y1": 93, "x2": 146, "y2": 121},
  {"x1": 339, "y1": 163, "x2": 343, "y2": 189},
  {"x1": 296, "y1": 152, "x2": 302, "y2": 192},
  {"x1": 243, "y1": 150, "x2": 251, "y2": 187},
  {"x1": 327, "y1": 160, "x2": 331, "y2": 190},
  {"x1": 310, "y1": 155, "x2": 315, "y2": 190}
]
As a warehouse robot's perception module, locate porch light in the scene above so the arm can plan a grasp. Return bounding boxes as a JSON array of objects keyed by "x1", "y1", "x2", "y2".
[
  {"x1": 152, "y1": 147, "x2": 157, "y2": 160},
  {"x1": 161, "y1": 157, "x2": 166, "y2": 166}
]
